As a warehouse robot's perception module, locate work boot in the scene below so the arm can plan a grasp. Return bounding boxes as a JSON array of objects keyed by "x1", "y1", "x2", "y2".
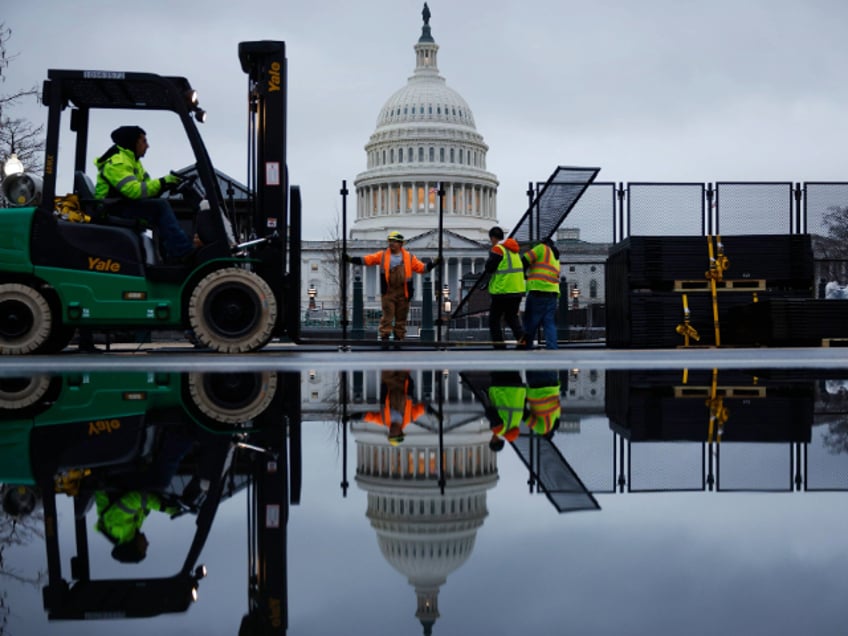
[
  {"x1": 380, "y1": 337, "x2": 390, "y2": 351},
  {"x1": 393, "y1": 338, "x2": 403, "y2": 351}
]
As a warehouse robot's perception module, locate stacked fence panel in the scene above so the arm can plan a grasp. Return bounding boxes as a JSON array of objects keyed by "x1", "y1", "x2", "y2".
[{"x1": 606, "y1": 234, "x2": 814, "y2": 348}]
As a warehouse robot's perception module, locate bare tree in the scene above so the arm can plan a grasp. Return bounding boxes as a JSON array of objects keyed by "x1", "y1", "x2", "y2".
[
  {"x1": 1, "y1": 509, "x2": 47, "y2": 635},
  {"x1": 0, "y1": 23, "x2": 44, "y2": 174}
]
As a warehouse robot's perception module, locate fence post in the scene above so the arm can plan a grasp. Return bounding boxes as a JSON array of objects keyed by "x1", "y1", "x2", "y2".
[
  {"x1": 420, "y1": 274, "x2": 435, "y2": 342},
  {"x1": 351, "y1": 268, "x2": 365, "y2": 340},
  {"x1": 557, "y1": 277, "x2": 569, "y2": 342}
]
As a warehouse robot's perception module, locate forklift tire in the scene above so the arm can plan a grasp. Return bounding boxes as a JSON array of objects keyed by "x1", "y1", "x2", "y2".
[
  {"x1": 188, "y1": 268, "x2": 277, "y2": 353},
  {"x1": 0, "y1": 283, "x2": 53, "y2": 355},
  {"x1": 0, "y1": 375, "x2": 52, "y2": 409},
  {"x1": 187, "y1": 371, "x2": 277, "y2": 424}
]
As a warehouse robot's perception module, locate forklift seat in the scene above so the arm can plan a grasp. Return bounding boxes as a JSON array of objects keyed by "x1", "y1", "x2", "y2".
[{"x1": 73, "y1": 171, "x2": 158, "y2": 265}]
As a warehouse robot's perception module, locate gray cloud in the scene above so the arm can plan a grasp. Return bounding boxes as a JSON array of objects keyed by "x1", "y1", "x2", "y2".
[{"x1": 4, "y1": 0, "x2": 848, "y2": 238}]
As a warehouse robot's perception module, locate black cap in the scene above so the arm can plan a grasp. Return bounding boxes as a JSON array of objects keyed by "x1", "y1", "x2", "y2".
[{"x1": 110, "y1": 125, "x2": 146, "y2": 149}]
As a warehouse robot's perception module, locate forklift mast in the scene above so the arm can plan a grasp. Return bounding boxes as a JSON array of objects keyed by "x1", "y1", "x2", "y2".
[{"x1": 238, "y1": 41, "x2": 300, "y2": 340}]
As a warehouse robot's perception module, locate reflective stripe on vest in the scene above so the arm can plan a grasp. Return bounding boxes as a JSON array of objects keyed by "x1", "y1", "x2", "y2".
[
  {"x1": 488, "y1": 385, "x2": 527, "y2": 429},
  {"x1": 526, "y1": 386, "x2": 560, "y2": 434},
  {"x1": 526, "y1": 244, "x2": 561, "y2": 293},
  {"x1": 489, "y1": 245, "x2": 526, "y2": 295}
]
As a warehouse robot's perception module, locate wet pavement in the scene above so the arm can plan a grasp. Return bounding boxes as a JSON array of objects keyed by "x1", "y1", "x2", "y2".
[{"x1": 1, "y1": 350, "x2": 847, "y2": 635}]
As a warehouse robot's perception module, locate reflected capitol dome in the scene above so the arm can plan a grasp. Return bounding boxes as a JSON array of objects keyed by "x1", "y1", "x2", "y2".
[
  {"x1": 353, "y1": 414, "x2": 498, "y2": 634},
  {"x1": 352, "y1": 4, "x2": 499, "y2": 243}
]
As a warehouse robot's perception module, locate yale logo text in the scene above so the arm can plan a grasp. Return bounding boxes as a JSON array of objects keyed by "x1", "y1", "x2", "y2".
[
  {"x1": 88, "y1": 257, "x2": 121, "y2": 273},
  {"x1": 268, "y1": 61, "x2": 282, "y2": 92},
  {"x1": 88, "y1": 419, "x2": 121, "y2": 435}
]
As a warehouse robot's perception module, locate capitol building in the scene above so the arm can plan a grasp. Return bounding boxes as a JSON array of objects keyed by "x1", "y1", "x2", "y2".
[
  {"x1": 350, "y1": 5, "x2": 498, "y2": 243},
  {"x1": 302, "y1": 6, "x2": 502, "y2": 319},
  {"x1": 299, "y1": 5, "x2": 608, "y2": 322}
]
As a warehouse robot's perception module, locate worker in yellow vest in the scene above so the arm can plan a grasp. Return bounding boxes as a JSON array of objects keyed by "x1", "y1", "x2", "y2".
[
  {"x1": 521, "y1": 237, "x2": 561, "y2": 350},
  {"x1": 484, "y1": 371, "x2": 527, "y2": 452},
  {"x1": 484, "y1": 226, "x2": 526, "y2": 349},
  {"x1": 525, "y1": 369, "x2": 561, "y2": 439}
]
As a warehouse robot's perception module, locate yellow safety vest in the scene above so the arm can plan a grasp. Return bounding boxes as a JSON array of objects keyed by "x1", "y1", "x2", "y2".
[
  {"x1": 488, "y1": 244, "x2": 526, "y2": 295},
  {"x1": 525, "y1": 243, "x2": 561, "y2": 294}
]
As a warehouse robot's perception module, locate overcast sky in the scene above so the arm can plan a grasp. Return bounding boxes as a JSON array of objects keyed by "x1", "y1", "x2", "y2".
[{"x1": 4, "y1": 0, "x2": 848, "y2": 239}]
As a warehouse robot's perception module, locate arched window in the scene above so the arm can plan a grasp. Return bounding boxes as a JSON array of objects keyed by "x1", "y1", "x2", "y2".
[
  {"x1": 590, "y1": 280, "x2": 598, "y2": 298},
  {"x1": 429, "y1": 147, "x2": 434, "y2": 162},
  {"x1": 418, "y1": 147, "x2": 424, "y2": 162},
  {"x1": 450, "y1": 148, "x2": 455, "y2": 163},
  {"x1": 440, "y1": 148, "x2": 445, "y2": 162}
]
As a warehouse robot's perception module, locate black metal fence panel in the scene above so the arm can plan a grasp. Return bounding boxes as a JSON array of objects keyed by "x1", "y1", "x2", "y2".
[
  {"x1": 805, "y1": 183, "x2": 848, "y2": 293},
  {"x1": 451, "y1": 165, "x2": 599, "y2": 320},
  {"x1": 715, "y1": 182, "x2": 792, "y2": 235},
  {"x1": 627, "y1": 183, "x2": 705, "y2": 237},
  {"x1": 556, "y1": 181, "x2": 616, "y2": 244}
]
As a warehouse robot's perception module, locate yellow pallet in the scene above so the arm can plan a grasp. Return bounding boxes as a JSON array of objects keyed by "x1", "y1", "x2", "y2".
[
  {"x1": 673, "y1": 279, "x2": 766, "y2": 292},
  {"x1": 822, "y1": 338, "x2": 848, "y2": 348},
  {"x1": 673, "y1": 385, "x2": 767, "y2": 398}
]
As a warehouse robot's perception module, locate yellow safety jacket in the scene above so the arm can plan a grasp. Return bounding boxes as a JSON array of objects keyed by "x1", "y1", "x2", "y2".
[
  {"x1": 488, "y1": 384, "x2": 527, "y2": 441},
  {"x1": 94, "y1": 145, "x2": 165, "y2": 200},
  {"x1": 526, "y1": 384, "x2": 561, "y2": 435},
  {"x1": 525, "y1": 243, "x2": 561, "y2": 294},
  {"x1": 488, "y1": 239, "x2": 526, "y2": 295},
  {"x1": 95, "y1": 490, "x2": 169, "y2": 545}
]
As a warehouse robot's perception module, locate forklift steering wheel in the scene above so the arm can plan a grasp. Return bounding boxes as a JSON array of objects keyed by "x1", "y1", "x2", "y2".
[{"x1": 172, "y1": 174, "x2": 198, "y2": 196}]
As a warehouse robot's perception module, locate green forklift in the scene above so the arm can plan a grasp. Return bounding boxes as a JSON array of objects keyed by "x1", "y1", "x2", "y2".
[
  {"x1": 0, "y1": 367, "x2": 298, "y2": 630},
  {"x1": 0, "y1": 41, "x2": 300, "y2": 354}
]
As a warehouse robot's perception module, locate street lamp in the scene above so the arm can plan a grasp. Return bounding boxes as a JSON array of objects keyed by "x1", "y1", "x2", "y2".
[
  {"x1": 307, "y1": 285, "x2": 317, "y2": 310},
  {"x1": 570, "y1": 286, "x2": 580, "y2": 310},
  {"x1": 442, "y1": 284, "x2": 451, "y2": 314},
  {"x1": 2, "y1": 153, "x2": 24, "y2": 178}
]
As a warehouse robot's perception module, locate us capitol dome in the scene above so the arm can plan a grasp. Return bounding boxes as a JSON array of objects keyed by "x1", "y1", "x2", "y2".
[
  {"x1": 352, "y1": 4, "x2": 499, "y2": 243},
  {"x1": 352, "y1": 370, "x2": 498, "y2": 634}
]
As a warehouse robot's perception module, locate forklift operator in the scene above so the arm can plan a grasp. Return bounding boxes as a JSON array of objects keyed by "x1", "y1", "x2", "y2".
[{"x1": 94, "y1": 125, "x2": 196, "y2": 263}]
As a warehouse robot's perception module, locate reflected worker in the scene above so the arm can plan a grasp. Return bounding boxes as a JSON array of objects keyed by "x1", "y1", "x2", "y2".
[
  {"x1": 525, "y1": 370, "x2": 561, "y2": 439},
  {"x1": 485, "y1": 370, "x2": 527, "y2": 452},
  {"x1": 364, "y1": 370, "x2": 428, "y2": 444}
]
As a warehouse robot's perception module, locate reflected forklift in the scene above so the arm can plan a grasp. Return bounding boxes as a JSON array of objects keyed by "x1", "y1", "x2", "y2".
[
  {"x1": 0, "y1": 40, "x2": 300, "y2": 353},
  {"x1": 0, "y1": 368, "x2": 300, "y2": 632}
]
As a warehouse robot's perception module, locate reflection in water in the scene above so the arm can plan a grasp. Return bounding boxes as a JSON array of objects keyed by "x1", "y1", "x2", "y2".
[
  {"x1": 0, "y1": 370, "x2": 295, "y2": 634},
  {"x1": 352, "y1": 369, "x2": 497, "y2": 633},
  {"x1": 2, "y1": 366, "x2": 848, "y2": 634}
]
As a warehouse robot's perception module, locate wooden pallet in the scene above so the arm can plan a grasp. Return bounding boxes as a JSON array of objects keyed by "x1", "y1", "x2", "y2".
[
  {"x1": 822, "y1": 338, "x2": 848, "y2": 348},
  {"x1": 673, "y1": 279, "x2": 766, "y2": 292},
  {"x1": 673, "y1": 385, "x2": 767, "y2": 398}
]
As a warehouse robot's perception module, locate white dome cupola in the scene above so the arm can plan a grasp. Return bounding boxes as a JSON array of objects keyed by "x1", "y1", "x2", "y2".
[{"x1": 352, "y1": 4, "x2": 499, "y2": 243}]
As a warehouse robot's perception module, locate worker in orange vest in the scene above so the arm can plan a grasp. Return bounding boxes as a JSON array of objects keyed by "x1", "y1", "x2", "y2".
[
  {"x1": 363, "y1": 370, "x2": 427, "y2": 445},
  {"x1": 347, "y1": 232, "x2": 437, "y2": 349}
]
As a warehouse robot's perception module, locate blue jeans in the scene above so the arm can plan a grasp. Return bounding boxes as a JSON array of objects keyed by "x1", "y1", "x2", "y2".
[
  {"x1": 522, "y1": 293, "x2": 559, "y2": 349},
  {"x1": 114, "y1": 198, "x2": 193, "y2": 259}
]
